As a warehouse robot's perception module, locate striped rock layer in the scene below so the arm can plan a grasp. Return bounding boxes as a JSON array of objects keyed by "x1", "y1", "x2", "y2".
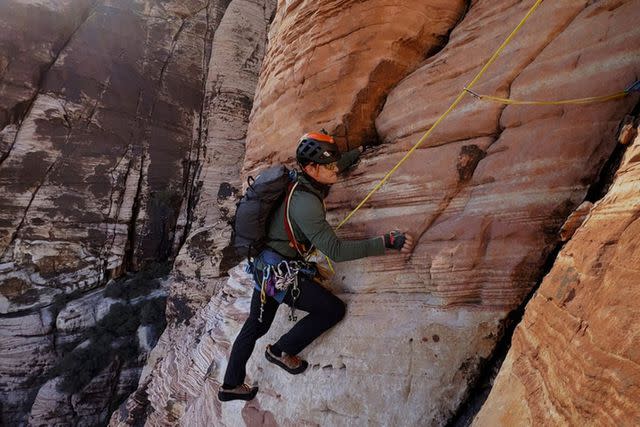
[
  {"x1": 474, "y1": 128, "x2": 640, "y2": 426},
  {"x1": 1, "y1": 0, "x2": 232, "y2": 424},
  {"x1": 1, "y1": 0, "x2": 639, "y2": 425},
  {"x1": 118, "y1": 0, "x2": 640, "y2": 426}
]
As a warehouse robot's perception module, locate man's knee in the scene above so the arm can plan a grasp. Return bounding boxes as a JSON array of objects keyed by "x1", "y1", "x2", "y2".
[
  {"x1": 238, "y1": 316, "x2": 266, "y2": 340},
  {"x1": 332, "y1": 298, "x2": 346, "y2": 323},
  {"x1": 256, "y1": 322, "x2": 272, "y2": 339}
]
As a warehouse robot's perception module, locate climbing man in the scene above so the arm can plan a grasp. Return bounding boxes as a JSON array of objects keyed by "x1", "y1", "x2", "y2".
[{"x1": 218, "y1": 132, "x2": 414, "y2": 401}]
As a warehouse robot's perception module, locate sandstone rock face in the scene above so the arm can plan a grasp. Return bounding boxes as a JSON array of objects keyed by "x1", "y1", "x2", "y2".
[
  {"x1": 0, "y1": 0, "x2": 95, "y2": 161},
  {"x1": 0, "y1": 0, "x2": 220, "y2": 312},
  {"x1": 243, "y1": 0, "x2": 467, "y2": 173},
  {"x1": 109, "y1": 0, "x2": 277, "y2": 424},
  {"x1": 112, "y1": 0, "x2": 640, "y2": 426},
  {"x1": 474, "y1": 127, "x2": 640, "y2": 426},
  {"x1": 0, "y1": 0, "x2": 230, "y2": 424},
  {"x1": 3, "y1": 0, "x2": 640, "y2": 425}
]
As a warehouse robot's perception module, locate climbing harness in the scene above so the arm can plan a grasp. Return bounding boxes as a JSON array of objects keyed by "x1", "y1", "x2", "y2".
[
  {"x1": 257, "y1": 259, "x2": 316, "y2": 323},
  {"x1": 334, "y1": 0, "x2": 638, "y2": 233}
]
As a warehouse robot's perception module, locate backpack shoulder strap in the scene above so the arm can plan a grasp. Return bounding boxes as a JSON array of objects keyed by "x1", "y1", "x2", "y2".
[{"x1": 283, "y1": 181, "x2": 315, "y2": 258}]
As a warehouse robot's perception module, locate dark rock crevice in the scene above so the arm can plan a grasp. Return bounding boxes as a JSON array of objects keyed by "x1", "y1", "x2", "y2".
[
  {"x1": 424, "y1": 0, "x2": 471, "y2": 60},
  {"x1": 82, "y1": 72, "x2": 112, "y2": 129},
  {"x1": 586, "y1": 104, "x2": 640, "y2": 201},
  {"x1": 105, "y1": 355, "x2": 125, "y2": 418},
  {"x1": 68, "y1": 393, "x2": 78, "y2": 420},
  {"x1": 174, "y1": 0, "x2": 222, "y2": 253},
  {"x1": 124, "y1": 154, "x2": 146, "y2": 272},
  {"x1": 101, "y1": 151, "x2": 135, "y2": 281},
  {"x1": 158, "y1": 20, "x2": 188, "y2": 89},
  {"x1": 360, "y1": 1, "x2": 471, "y2": 150}
]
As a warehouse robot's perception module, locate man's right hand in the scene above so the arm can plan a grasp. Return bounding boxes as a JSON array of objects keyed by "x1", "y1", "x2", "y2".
[
  {"x1": 384, "y1": 231, "x2": 414, "y2": 253},
  {"x1": 400, "y1": 233, "x2": 414, "y2": 254}
]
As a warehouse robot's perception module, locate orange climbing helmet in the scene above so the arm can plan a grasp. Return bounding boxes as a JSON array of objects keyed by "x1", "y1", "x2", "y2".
[{"x1": 296, "y1": 131, "x2": 341, "y2": 166}]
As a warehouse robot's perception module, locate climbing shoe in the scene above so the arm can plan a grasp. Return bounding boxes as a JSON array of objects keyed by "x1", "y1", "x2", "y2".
[
  {"x1": 218, "y1": 383, "x2": 258, "y2": 402},
  {"x1": 265, "y1": 345, "x2": 308, "y2": 375}
]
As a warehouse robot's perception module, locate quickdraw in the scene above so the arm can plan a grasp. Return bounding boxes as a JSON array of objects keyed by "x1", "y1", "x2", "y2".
[{"x1": 258, "y1": 260, "x2": 316, "y2": 323}]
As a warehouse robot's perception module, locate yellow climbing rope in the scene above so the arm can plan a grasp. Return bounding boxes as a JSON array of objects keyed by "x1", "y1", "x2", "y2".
[
  {"x1": 319, "y1": 0, "x2": 638, "y2": 272},
  {"x1": 463, "y1": 88, "x2": 630, "y2": 105},
  {"x1": 317, "y1": 0, "x2": 544, "y2": 273},
  {"x1": 335, "y1": 0, "x2": 545, "y2": 230}
]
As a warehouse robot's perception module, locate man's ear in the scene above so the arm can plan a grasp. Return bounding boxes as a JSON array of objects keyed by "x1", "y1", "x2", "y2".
[{"x1": 303, "y1": 163, "x2": 317, "y2": 176}]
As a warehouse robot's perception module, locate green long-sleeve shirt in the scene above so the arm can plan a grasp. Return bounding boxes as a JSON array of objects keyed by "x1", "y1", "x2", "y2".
[{"x1": 266, "y1": 149, "x2": 385, "y2": 261}]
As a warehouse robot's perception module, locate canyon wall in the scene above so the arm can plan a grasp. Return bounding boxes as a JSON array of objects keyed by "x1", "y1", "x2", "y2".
[
  {"x1": 0, "y1": 0, "x2": 232, "y2": 424},
  {"x1": 0, "y1": 0, "x2": 223, "y2": 311},
  {"x1": 110, "y1": 0, "x2": 278, "y2": 424},
  {"x1": 113, "y1": 0, "x2": 640, "y2": 425},
  {"x1": 1, "y1": 0, "x2": 639, "y2": 425}
]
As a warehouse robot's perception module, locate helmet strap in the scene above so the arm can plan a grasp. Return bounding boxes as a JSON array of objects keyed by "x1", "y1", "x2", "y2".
[{"x1": 299, "y1": 169, "x2": 331, "y2": 197}]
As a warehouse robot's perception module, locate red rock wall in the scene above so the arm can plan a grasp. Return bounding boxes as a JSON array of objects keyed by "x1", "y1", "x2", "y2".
[
  {"x1": 205, "y1": 0, "x2": 638, "y2": 425},
  {"x1": 474, "y1": 126, "x2": 640, "y2": 426},
  {"x1": 243, "y1": 0, "x2": 466, "y2": 173},
  {"x1": 360, "y1": 0, "x2": 640, "y2": 309}
]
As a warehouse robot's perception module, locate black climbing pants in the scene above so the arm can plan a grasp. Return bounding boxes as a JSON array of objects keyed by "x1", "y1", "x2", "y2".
[{"x1": 223, "y1": 276, "x2": 346, "y2": 387}]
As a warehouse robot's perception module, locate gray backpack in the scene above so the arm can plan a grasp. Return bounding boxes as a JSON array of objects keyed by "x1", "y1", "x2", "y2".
[{"x1": 232, "y1": 165, "x2": 297, "y2": 258}]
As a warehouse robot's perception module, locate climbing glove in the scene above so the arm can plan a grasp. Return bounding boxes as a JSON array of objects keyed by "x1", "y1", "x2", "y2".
[{"x1": 383, "y1": 230, "x2": 406, "y2": 250}]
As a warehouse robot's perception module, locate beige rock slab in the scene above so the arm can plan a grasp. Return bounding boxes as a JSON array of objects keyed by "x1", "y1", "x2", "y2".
[{"x1": 128, "y1": 265, "x2": 505, "y2": 426}]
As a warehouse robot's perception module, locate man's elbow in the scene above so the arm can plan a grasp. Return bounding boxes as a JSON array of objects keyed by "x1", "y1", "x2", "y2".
[
  {"x1": 325, "y1": 243, "x2": 354, "y2": 263},
  {"x1": 327, "y1": 252, "x2": 349, "y2": 263}
]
